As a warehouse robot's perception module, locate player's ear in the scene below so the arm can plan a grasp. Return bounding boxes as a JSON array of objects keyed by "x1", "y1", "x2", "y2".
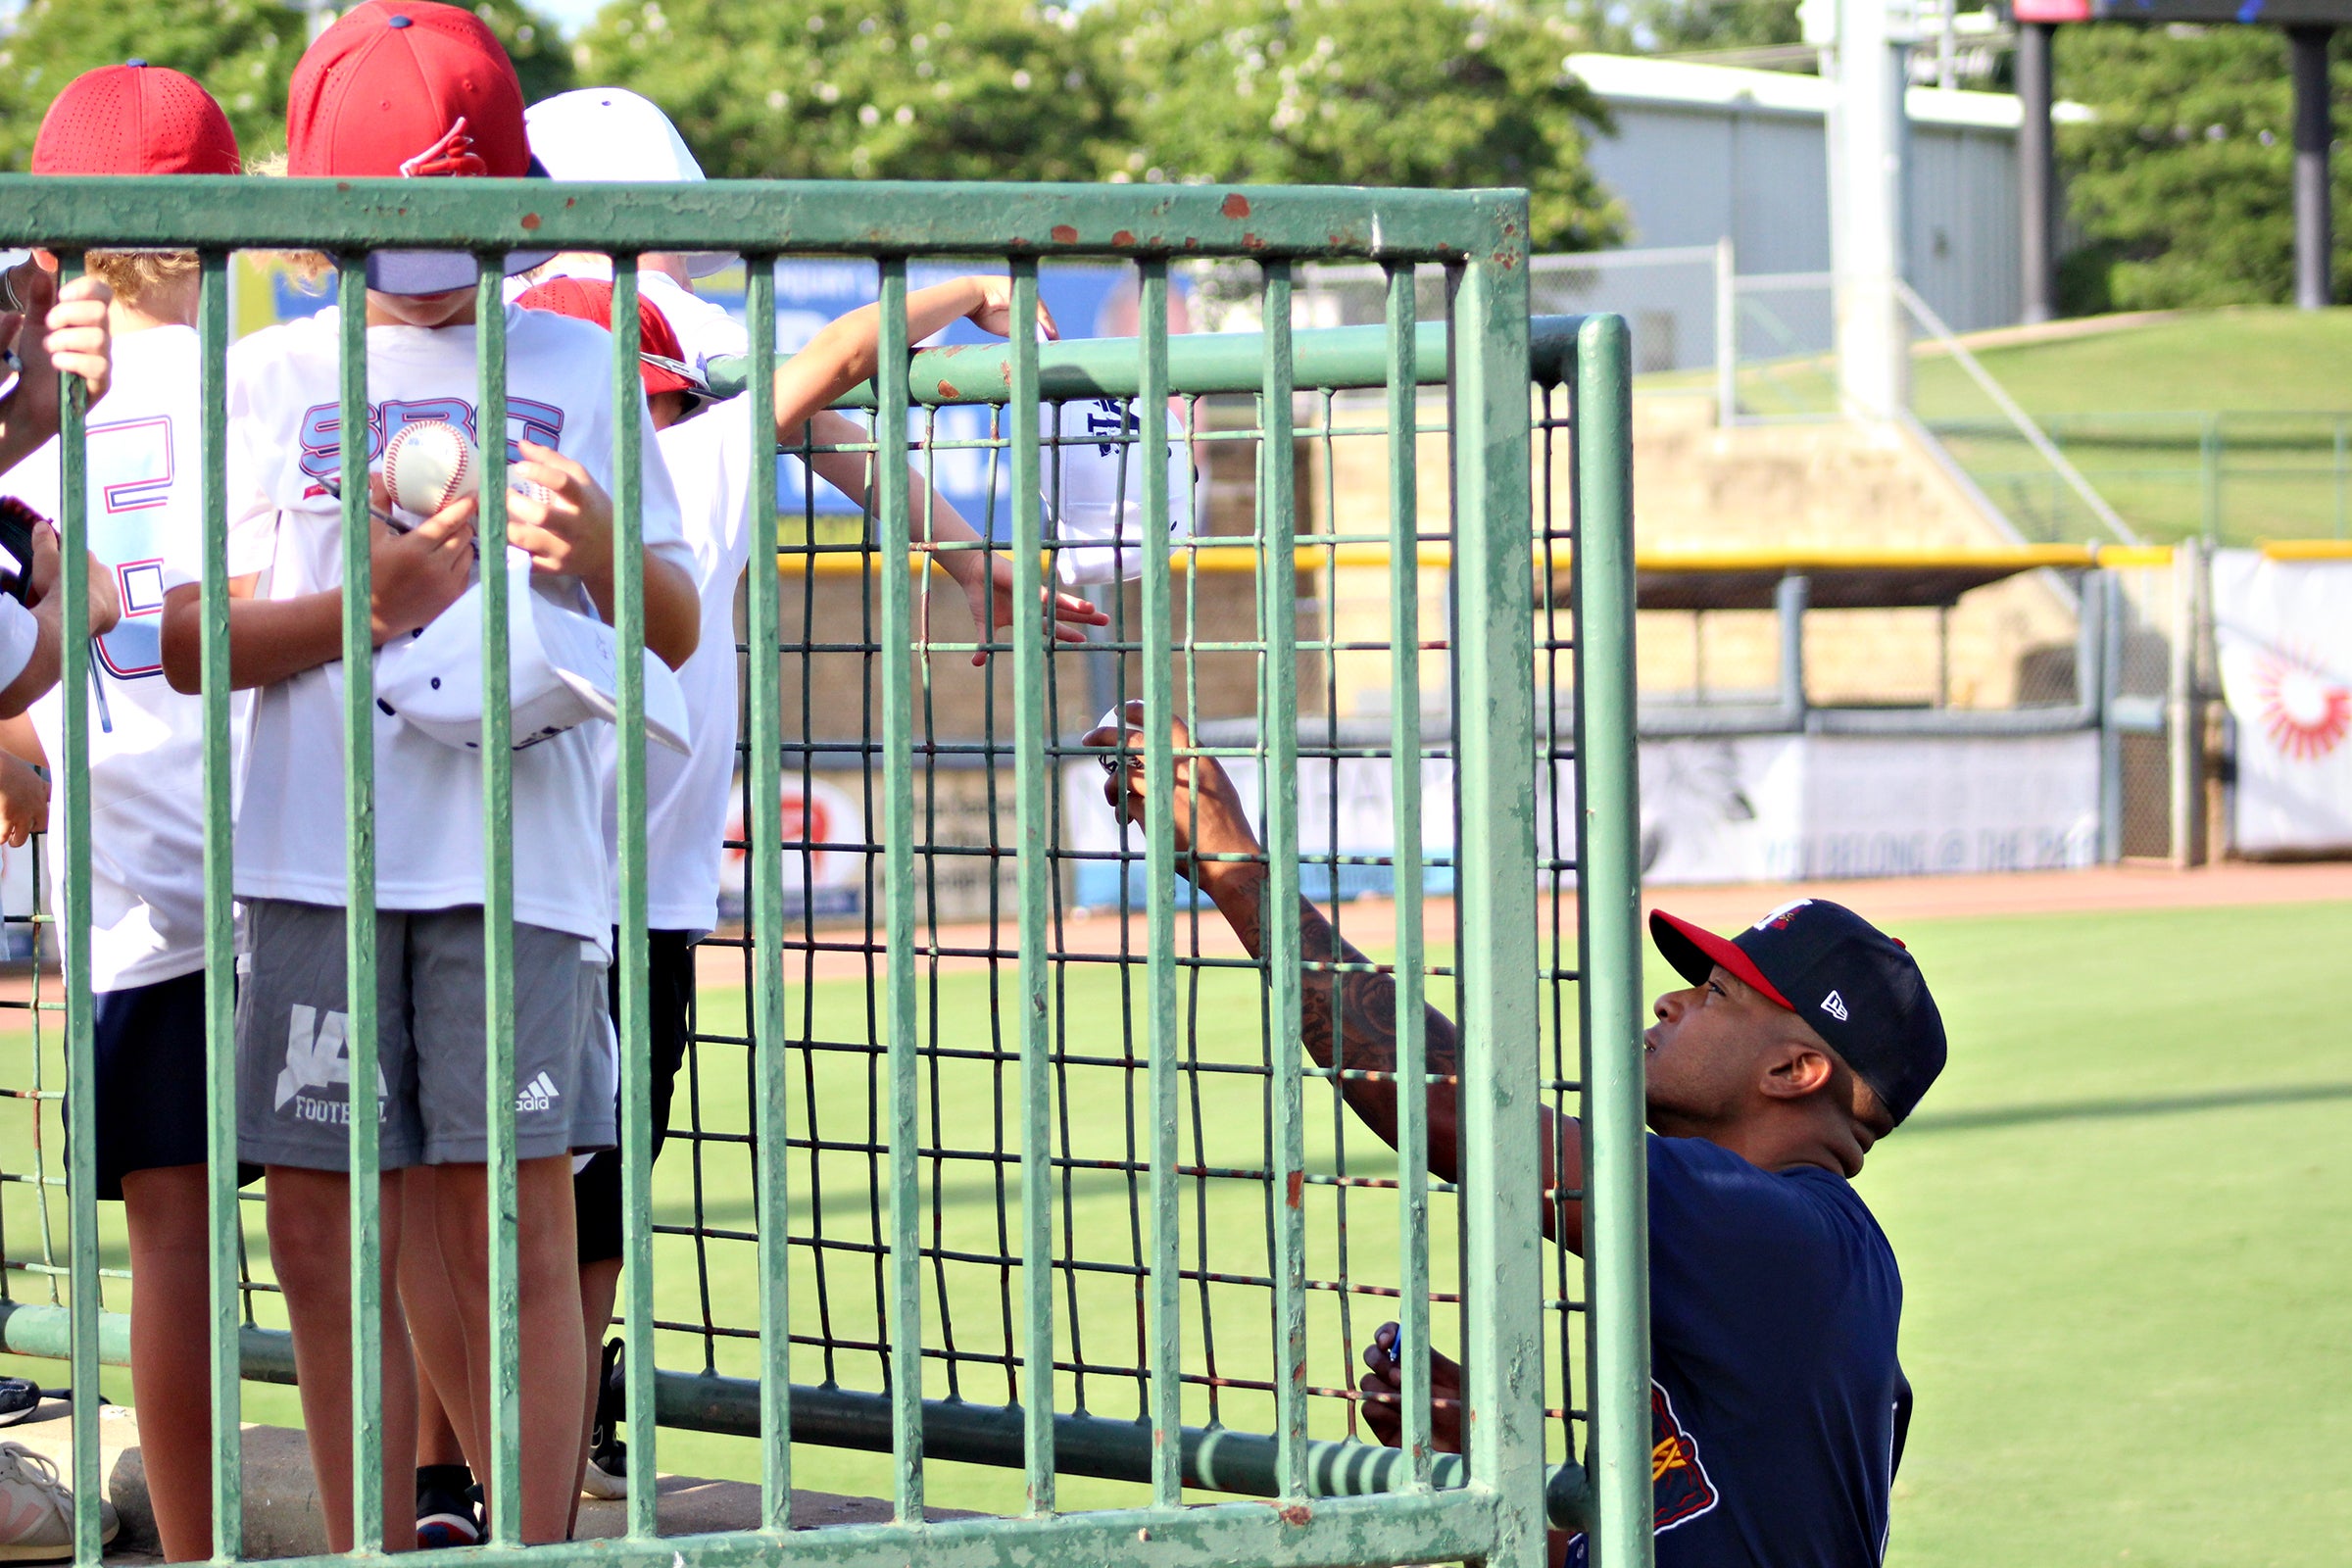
[{"x1": 1757, "y1": 1040, "x2": 1835, "y2": 1102}]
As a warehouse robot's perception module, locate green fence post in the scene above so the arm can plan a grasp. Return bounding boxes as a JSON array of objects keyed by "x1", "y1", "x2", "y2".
[
  {"x1": 476, "y1": 257, "x2": 523, "y2": 1547},
  {"x1": 1382, "y1": 263, "x2": 1433, "y2": 1486},
  {"x1": 1574, "y1": 316, "x2": 1652, "y2": 1568},
  {"x1": 610, "y1": 257, "x2": 661, "y2": 1545},
  {"x1": 54, "y1": 252, "x2": 100, "y2": 1568},
  {"x1": 874, "y1": 258, "x2": 924, "y2": 1525},
  {"x1": 743, "y1": 257, "x2": 794, "y2": 1532},
  {"x1": 1136, "y1": 258, "x2": 1182, "y2": 1510},
  {"x1": 1006, "y1": 258, "x2": 1058, "y2": 1515},
  {"x1": 195, "y1": 246, "x2": 243, "y2": 1561},
  {"x1": 1256, "y1": 260, "x2": 1307, "y2": 1500},
  {"x1": 1452, "y1": 220, "x2": 1545, "y2": 1568},
  {"x1": 335, "y1": 253, "x2": 387, "y2": 1554}
]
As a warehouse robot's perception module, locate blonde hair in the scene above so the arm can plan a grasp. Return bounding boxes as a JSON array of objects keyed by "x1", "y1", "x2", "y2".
[
  {"x1": 246, "y1": 151, "x2": 335, "y2": 287},
  {"x1": 84, "y1": 249, "x2": 201, "y2": 308}
]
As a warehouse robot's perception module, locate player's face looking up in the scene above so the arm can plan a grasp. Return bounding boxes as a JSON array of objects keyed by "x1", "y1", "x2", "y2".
[{"x1": 1643, "y1": 966, "x2": 1893, "y2": 1177}]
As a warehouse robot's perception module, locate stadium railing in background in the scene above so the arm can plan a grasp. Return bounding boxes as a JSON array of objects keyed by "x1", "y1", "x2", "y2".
[{"x1": 0, "y1": 178, "x2": 1653, "y2": 1568}]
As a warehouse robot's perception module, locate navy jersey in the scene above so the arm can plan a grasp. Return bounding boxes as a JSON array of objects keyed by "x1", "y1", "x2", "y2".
[{"x1": 1570, "y1": 1135, "x2": 1909, "y2": 1567}]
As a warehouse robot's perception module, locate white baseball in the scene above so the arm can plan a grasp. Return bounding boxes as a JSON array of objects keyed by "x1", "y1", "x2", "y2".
[{"x1": 382, "y1": 419, "x2": 480, "y2": 517}]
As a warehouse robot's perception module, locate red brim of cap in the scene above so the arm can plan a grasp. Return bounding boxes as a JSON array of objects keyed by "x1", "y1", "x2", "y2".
[{"x1": 1647, "y1": 909, "x2": 1794, "y2": 1011}]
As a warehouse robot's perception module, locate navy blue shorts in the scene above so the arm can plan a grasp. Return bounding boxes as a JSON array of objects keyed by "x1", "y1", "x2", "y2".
[
  {"x1": 572, "y1": 929, "x2": 694, "y2": 1266},
  {"x1": 90, "y1": 969, "x2": 260, "y2": 1201}
]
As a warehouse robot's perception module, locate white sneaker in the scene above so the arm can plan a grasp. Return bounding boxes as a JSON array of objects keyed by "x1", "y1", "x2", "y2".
[
  {"x1": 578, "y1": 1454, "x2": 626, "y2": 1501},
  {"x1": 0, "y1": 1443, "x2": 119, "y2": 1562}
]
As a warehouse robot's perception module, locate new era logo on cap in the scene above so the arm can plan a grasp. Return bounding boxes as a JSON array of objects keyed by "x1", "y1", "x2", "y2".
[{"x1": 1820, "y1": 990, "x2": 1849, "y2": 1022}]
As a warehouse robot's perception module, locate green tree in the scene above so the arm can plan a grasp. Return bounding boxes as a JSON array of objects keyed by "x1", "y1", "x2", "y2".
[
  {"x1": 2055, "y1": 24, "x2": 2352, "y2": 310},
  {"x1": 573, "y1": 0, "x2": 1112, "y2": 181},
  {"x1": 1085, "y1": 0, "x2": 1623, "y2": 252},
  {"x1": 1577, "y1": 0, "x2": 1804, "y2": 56},
  {"x1": 0, "y1": 0, "x2": 574, "y2": 172}
]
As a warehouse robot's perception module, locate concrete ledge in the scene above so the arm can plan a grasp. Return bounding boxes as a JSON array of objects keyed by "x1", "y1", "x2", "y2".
[{"x1": 3, "y1": 1403, "x2": 968, "y2": 1560}]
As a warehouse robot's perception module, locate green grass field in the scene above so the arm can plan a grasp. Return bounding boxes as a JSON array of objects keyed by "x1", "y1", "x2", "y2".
[
  {"x1": 3, "y1": 896, "x2": 2345, "y2": 1562},
  {"x1": 1663, "y1": 306, "x2": 2352, "y2": 545}
]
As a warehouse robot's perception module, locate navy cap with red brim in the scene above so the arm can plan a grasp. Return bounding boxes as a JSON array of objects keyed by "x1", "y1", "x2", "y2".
[
  {"x1": 1649, "y1": 908, "x2": 1792, "y2": 1009},
  {"x1": 1646, "y1": 901, "x2": 1947, "y2": 1125}
]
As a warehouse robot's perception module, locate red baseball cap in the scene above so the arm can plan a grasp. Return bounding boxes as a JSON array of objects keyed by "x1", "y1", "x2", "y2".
[
  {"x1": 286, "y1": 1, "x2": 552, "y2": 294},
  {"x1": 32, "y1": 62, "x2": 240, "y2": 176},
  {"x1": 515, "y1": 278, "x2": 710, "y2": 402}
]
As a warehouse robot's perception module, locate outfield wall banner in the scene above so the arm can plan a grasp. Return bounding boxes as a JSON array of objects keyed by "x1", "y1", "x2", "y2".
[
  {"x1": 1062, "y1": 754, "x2": 1459, "y2": 910},
  {"x1": 718, "y1": 773, "x2": 866, "y2": 923},
  {"x1": 2212, "y1": 551, "x2": 2352, "y2": 854},
  {"x1": 1600, "y1": 732, "x2": 2099, "y2": 884},
  {"x1": 1058, "y1": 730, "x2": 2096, "y2": 909}
]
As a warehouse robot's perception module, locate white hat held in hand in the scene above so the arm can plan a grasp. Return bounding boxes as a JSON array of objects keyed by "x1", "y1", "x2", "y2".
[
  {"x1": 377, "y1": 548, "x2": 692, "y2": 756},
  {"x1": 524, "y1": 88, "x2": 733, "y2": 279}
]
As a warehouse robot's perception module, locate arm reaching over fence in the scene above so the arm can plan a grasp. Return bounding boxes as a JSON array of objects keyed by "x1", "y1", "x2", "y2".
[{"x1": 1085, "y1": 702, "x2": 1587, "y2": 1251}]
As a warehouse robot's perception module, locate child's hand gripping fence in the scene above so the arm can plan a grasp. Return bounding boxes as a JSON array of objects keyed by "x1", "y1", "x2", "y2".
[{"x1": 0, "y1": 177, "x2": 1648, "y2": 1568}]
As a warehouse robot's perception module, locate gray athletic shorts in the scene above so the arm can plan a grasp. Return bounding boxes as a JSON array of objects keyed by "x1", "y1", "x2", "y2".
[{"x1": 235, "y1": 899, "x2": 618, "y2": 1170}]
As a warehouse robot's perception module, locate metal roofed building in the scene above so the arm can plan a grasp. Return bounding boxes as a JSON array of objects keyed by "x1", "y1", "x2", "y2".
[{"x1": 1559, "y1": 54, "x2": 2091, "y2": 368}]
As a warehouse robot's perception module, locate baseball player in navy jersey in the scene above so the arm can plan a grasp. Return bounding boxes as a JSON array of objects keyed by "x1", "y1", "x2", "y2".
[{"x1": 1093, "y1": 706, "x2": 1946, "y2": 1568}]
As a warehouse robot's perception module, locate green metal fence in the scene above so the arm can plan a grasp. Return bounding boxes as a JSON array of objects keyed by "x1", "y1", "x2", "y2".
[{"x1": 0, "y1": 177, "x2": 1646, "y2": 1568}]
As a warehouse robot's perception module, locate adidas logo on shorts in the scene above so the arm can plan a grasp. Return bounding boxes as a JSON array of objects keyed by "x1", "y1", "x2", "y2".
[{"x1": 516, "y1": 1071, "x2": 562, "y2": 1113}]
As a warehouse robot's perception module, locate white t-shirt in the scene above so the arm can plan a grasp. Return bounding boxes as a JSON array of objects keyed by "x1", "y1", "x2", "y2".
[
  {"x1": 603, "y1": 399, "x2": 758, "y2": 936},
  {"x1": 164, "y1": 304, "x2": 690, "y2": 950},
  {"x1": 4, "y1": 326, "x2": 234, "y2": 992},
  {"x1": 0, "y1": 600, "x2": 35, "y2": 696}
]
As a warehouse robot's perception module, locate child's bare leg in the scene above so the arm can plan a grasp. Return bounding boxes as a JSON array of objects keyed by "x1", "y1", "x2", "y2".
[
  {"x1": 396, "y1": 1166, "x2": 479, "y2": 1474},
  {"x1": 122, "y1": 1165, "x2": 219, "y2": 1561},
  {"x1": 567, "y1": 1255, "x2": 623, "y2": 1535},
  {"x1": 266, "y1": 1165, "x2": 418, "y2": 1553},
  {"x1": 431, "y1": 1157, "x2": 586, "y2": 1544}
]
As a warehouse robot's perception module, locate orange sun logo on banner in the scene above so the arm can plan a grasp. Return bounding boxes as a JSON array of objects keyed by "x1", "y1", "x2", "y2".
[{"x1": 2252, "y1": 648, "x2": 2352, "y2": 761}]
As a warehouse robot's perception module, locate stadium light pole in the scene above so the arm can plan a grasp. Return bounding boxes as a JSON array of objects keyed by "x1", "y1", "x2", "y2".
[
  {"x1": 2289, "y1": 24, "x2": 2333, "y2": 310},
  {"x1": 1829, "y1": 0, "x2": 1913, "y2": 420},
  {"x1": 2016, "y1": 22, "x2": 2059, "y2": 324}
]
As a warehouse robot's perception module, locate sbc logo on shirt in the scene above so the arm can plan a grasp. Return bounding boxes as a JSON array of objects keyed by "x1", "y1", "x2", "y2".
[{"x1": 294, "y1": 397, "x2": 566, "y2": 487}]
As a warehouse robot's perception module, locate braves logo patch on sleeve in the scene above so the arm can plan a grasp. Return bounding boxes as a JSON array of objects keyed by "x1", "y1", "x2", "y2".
[
  {"x1": 1560, "y1": 1381, "x2": 1721, "y2": 1565},
  {"x1": 1649, "y1": 1382, "x2": 1720, "y2": 1532}
]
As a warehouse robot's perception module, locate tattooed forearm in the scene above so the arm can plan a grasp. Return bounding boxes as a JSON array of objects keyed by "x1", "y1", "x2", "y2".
[{"x1": 1203, "y1": 862, "x2": 1464, "y2": 1183}]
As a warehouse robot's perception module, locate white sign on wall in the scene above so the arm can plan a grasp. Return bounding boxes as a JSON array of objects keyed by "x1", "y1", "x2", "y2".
[
  {"x1": 718, "y1": 774, "x2": 866, "y2": 921},
  {"x1": 2212, "y1": 551, "x2": 2352, "y2": 854},
  {"x1": 1590, "y1": 732, "x2": 2099, "y2": 885},
  {"x1": 1060, "y1": 728, "x2": 2098, "y2": 907}
]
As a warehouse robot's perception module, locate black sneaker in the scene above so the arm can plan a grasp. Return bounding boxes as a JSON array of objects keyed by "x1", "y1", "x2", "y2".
[
  {"x1": 415, "y1": 1464, "x2": 480, "y2": 1549},
  {"x1": 580, "y1": 1339, "x2": 626, "y2": 1500},
  {"x1": 0, "y1": 1380, "x2": 39, "y2": 1428}
]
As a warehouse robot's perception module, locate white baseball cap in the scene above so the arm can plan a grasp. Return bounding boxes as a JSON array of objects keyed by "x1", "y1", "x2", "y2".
[
  {"x1": 377, "y1": 549, "x2": 692, "y2": 757},
  {"x1": 524, "y1": 88, "x2": 733, "y2": 279}
]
